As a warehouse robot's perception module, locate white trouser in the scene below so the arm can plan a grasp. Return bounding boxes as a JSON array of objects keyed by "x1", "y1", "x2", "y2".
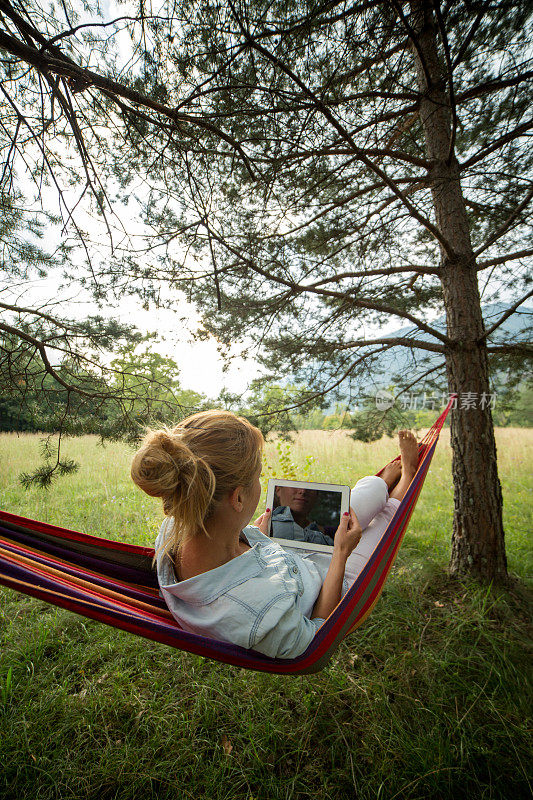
[
  {"x1": 344, "y1": 495, "x2": 400, "y2": 586},
  {"x1": 346, "y1": 475, "x2": 399, "y2": 586},
  {"x1": 349, "y1": 475, "x2": 389, "y2": 529}
]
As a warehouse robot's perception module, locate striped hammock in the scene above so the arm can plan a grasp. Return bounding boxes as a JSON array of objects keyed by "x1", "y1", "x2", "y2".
[{"x1": 0, "y1": 399, "x2": 453, "y2": 675}]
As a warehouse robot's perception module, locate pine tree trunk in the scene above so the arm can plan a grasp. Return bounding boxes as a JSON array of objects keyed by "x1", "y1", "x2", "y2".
[{"x1": 409, "y1": 0, "x2": 507, "y2": 581}]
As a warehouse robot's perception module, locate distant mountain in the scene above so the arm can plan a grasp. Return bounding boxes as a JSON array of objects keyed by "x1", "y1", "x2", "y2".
[
  {"x1": 385, "y1": 302, "x2": 531, "y2": 344},
  {"x1": 326, "y1": 303, "x2": 532, "y2": 408}
]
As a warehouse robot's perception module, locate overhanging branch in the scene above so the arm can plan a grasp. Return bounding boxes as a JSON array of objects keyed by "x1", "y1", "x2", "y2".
[
  {"x1": 202, "y1": 218, "x2": 452, "y2": 344},
  {"x1": 336, "y1": 336, "x2": 445, "y2": 354},
  {"x1": 227, "y1": 2, "x2": 455, "y2": 258},
  {"x1": 0, "y1": 27, "x2": 258, "y2": 179}
]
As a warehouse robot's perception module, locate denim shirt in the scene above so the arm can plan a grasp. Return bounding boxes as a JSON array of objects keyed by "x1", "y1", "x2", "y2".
[
  {"x1": 154, "y1": 523, "x2": 328, "y2": 659},
  {"x1": 271, "y1": 507, "x2": 335, "y2": 546},
  {"x1": 154, "y1": 475, "x2": 389, "y2": 660}
]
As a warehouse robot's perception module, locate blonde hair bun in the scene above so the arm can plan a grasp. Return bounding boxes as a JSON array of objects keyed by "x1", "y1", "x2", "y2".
[
  {"x1": 131, "y1": 410, "x2": 264, "y2": 558},
  {"x1": 130, "y1": 429, "x2": 199, "y2": 501}
]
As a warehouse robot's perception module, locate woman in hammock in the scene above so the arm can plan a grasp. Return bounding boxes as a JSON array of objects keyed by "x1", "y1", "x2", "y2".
[{"x1": 130, "y1": 410, "x2": 419, "y2": 659}]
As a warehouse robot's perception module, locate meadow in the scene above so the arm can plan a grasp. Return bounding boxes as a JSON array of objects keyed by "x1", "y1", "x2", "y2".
[{"x1": 0, "y1": 429, "x2": 531, "y2": 800}]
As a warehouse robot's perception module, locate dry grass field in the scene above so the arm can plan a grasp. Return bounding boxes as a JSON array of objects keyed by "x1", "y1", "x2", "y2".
[{"x1": 1, "y1": 426, "x2": 530, "y2": 575}]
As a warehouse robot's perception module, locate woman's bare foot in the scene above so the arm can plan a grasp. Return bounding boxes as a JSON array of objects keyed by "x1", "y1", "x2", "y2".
[
  {"x1": 389, "y1": 430, "x2": 419, "y2": 502},
  {"x1": 380, "y1": 459, "x2": 402, "y2": 491},
  {"x1": 399, "y1": 429, "x2": 419, "y2": 477}
]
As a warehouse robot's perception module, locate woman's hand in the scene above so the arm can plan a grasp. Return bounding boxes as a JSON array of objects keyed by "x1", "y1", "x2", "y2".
[
  {"x1": 333, "y1": 509, "x2": 362, "y2": 557},
  {"x1": 253, "y1": 508, "x2": 272, "y2": 536},
  {"x1": 311, "y1": 510, "x2": 362, "y2": 621}
]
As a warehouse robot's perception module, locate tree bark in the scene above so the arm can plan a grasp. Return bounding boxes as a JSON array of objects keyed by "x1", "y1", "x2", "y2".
[{"x1": 409, "y1": 0, "x2": 507, "y2": 581}]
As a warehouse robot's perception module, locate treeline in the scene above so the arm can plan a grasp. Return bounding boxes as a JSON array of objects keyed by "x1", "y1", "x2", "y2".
[
  {"x1": 2, "y1": 366, "x2": 531, "y2": 437},
  {"x1": 2, "y1": 329, "x2": 531, "y2": 451},
  {"x1": 317, "y1": 388, "x2": 533, "y2": 433},
  {"x1": 0, "y1": 336, "x2": 207, "y2": 436}
]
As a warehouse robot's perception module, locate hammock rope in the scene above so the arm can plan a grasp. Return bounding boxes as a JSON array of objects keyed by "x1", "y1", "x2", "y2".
[{"x1": 0, "y1": 398, "x2": 454, "y2": 675}]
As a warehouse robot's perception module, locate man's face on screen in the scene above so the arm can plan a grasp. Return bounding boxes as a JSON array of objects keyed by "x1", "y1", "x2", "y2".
[{"x1": 275, "y1": 487, "x2": 319, "y2": 516}]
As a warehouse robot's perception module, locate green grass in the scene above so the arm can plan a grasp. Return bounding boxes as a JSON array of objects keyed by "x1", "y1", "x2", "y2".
[{"x1": 0, "y1": 430, "x2": 531, "y2": 800}]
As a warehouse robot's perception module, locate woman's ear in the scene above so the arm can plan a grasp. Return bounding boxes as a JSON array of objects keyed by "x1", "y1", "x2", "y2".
[{"x1": 228, "y1": 486, "x2": 244, "y2": 513}]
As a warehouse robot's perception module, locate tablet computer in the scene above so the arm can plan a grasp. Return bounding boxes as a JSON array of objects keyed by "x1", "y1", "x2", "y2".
[{"x1": 265, "y1": 479, "x2": 350, "y2": 552}]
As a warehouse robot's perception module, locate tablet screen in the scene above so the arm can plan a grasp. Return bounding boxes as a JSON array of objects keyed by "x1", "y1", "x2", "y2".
[{"x1": 266, "y1": 480, "x2": 350, "y2": 550}]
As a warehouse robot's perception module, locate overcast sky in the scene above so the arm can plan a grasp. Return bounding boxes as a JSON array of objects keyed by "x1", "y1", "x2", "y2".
[{"x1": 2, "y1": 0, "x2": 262, "y2": 399}]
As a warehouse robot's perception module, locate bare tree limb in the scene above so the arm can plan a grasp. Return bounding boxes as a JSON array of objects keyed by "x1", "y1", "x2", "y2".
[
  {"x1": 462, "y1": 118, "x2": 533, "y2": 171},
  {"x1": 486, "y1": 343, "x2": 533, "y2": 355},
  {"x1": 477, "y1": 248, "x2": 533, "y2": 271},
  {"x1": 0, "y1": 300, "x2": 79, "y2": 328},
  {"x1": 254, "y1": 345, "x2": 389, "y2": 418},
  {"x1": 335, "y1": 335, "x2": 445, "y2": 353},
  {"x1": 456, "y1": 70, "x2": 533, "y2": 104},
  {"x1": 478, "y1": 289, "x2": 533, "y2": 342},
  {"x1": 474, "y1": 187, "x2": 533, "y2": 257},
  {"x1": 451, "y1": 1, "x2": 490, "y2": 69},
  {"x1": 300, "y1": 265, "x2": 439, "y2": 285}
]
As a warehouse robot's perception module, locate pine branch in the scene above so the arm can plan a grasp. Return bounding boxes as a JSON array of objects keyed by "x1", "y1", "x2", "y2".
[
  {"x1": 227, "y1": 1, "x2": 455, "y2": 257},
  {"x1": 0, "y1": 27, "x2": 258, "y2": 179},
  {"x1": 201, "y1": 217, "x2": 452, "y2": 344},
  {"x1": 456, "y1": 71, "x2": 533, "y2": 104},
  {"x1": 335, "y1": 336, "x2": 445, "y2": 353},
  {"x1": 462, "y1": 118, "x2": 533, "y2": 171},
  {"x1": 474, "y1": 187, "x2": 533, "y2": 257}
]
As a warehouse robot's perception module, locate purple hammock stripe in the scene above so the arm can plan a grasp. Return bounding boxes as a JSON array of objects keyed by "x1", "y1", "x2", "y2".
[
  {"x1": 0, "y1": 555, "x2": 170, "y2": 624},
  {"x1": 0, "y1": 556, "x2": 286, "y2": 667},
  {"x1": 0, "y1": 534, "x2": 167, "y2": 609},
  {"x1": 0, "y1": 521, "x2": 157, "y2": 587}
]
